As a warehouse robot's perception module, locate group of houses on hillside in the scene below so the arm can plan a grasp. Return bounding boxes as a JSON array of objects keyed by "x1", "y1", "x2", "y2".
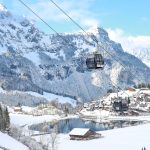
[{"x1": 83, "y1": 97, "x2": 129, "y2": 112}]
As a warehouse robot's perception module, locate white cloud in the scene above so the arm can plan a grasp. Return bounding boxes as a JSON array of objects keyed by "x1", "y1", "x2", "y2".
[
  {"x1": 12, "y1": 0, "x2": 99, "y2": 29},
  {"x1": 107, "y1": 28, "x2": 150, "y2": 67},
  {"x1": 80, "y1": 18, "x2": 99, "y2": 28},
  {"x1": 106, "y1": 28, "x2": 150, "y2": 51},
  {"x1": 0, "y1": 0, "x2": 7, "y2": 11}
]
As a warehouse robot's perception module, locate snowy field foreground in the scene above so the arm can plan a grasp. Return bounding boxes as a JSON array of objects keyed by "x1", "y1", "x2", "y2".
[
  {"x1": 0, "y1": 132, "x2": 29, "y2": 150},
  {"x1": 58, "y1": 123, "x2": 150, "y2": 150},
  {"x1": 29, "y1": 114, "x2": 150, "y2": 150},
  {"x1": 10, "y1": 113, "x2": 61, "y2": 126},
  {"x1": 10, "y1": 113, "x2": 78, "y2": 126}
]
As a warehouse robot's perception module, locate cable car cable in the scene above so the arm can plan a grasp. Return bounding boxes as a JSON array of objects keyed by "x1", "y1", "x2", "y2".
[
  {"x1": 17, "y1": 0, "x2": 130, "y2": 100},
  {"x1": 17, "y1": 0, "x2": 95, "y2": 101},
  {"x1": 49, "y1": 0, "x2": 142, "y2": 100},
  {"x1": 49, "y1": 0, "x2": 87, "y2": 36},
  {"x1": 48, "y1": 0, "x2": 142, "y2": 85},
  {"x1": 49, "y1": 0, "x2": 127, "y2": 69},
  {"x1": 18, "y1": 0, "x2": 77, "y2": 50}
]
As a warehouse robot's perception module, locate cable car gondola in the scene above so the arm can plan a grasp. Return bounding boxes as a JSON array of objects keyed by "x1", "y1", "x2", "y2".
[{"x1": 86, "y1": 53, "x2": 104, "y2": 69}]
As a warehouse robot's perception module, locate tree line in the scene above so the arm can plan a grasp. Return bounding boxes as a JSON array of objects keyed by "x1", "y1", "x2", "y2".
[{"x1": 134, "y1": 83, "x2": 150, "y2": 89}]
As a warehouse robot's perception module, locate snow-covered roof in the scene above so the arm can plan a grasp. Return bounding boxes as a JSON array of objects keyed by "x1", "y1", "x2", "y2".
[{"x1": 69, "y1": 128, "x2": 91, "y2": 136}]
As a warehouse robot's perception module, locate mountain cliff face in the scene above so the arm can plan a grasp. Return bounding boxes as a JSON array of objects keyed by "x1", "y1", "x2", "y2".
[
  {"x1": 124, "y1": 48, "x2": 150, "y2": 68},
  {"x1": 0, "y1": 5, "x2": 150, "y2": 102}
]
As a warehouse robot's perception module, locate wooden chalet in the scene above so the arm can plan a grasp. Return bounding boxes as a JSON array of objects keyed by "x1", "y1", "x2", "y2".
[
  {"x1": 69, "y1": 128, "x2": 101, "y2": 140},
  {"x1": 14, "y1": 106, "x2": 22, "y2": 112},
  {"x1": 128, "y1": 87, "x2": 136, "y2": 92}
]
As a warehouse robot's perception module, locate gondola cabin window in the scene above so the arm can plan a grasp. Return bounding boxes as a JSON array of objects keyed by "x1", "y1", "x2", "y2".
[{"x1": 86, "y1": 54, "x2": 104, "y2": 69}]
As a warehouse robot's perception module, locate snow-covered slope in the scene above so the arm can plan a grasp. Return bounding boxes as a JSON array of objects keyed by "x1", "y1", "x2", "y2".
[
  {"x1": 0, "y1": 131, "x2": 29, "y2": 150},
  {"x1": 125, "y1": 48, "x2": 150, "y2": 67},
  {"x1": 58, "y1": 123, "x2": 150, "y2": 150},
  {"x1": 0, "y1": 4, "x2": 150, "y2": 102},
  {"x1": 0, "y1": 87, "x2": 76, "y2": 106},
  {"x1": 107, "y1": 29, "x2": 150, "y2": 68}
]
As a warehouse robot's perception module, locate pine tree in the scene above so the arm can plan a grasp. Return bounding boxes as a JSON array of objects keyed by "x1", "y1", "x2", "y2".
[
  {"x1": 0, "y1": 104, "x2": 2, "y2": 117},
  {"x1": 0, "y1": 104, "x2": 10, "y2": 132},
  {"x1": 5, "y1": 107, "x2": 10, "y2": 130},
  {"x1": 0, "y1": 104, "x2": 3, "y2": 131},
  {"x1": 133, "y1": 84, "x2": 137, "y2": 89},
  {"x1": 0, "y1": 104, "x2": 5, "y2": 131}
]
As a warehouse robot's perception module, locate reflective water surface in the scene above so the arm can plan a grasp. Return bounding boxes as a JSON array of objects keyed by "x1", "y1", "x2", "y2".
[{"x1": 29, "y1": 118, "x2": 145, "y2": 134}]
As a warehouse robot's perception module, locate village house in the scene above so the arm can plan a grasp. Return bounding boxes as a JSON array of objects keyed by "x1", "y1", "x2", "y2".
[
  {"x1": 69, "y1": 128, "x2": 101, "y2": 140},
  {"x1": 13, "y1": 106, "x2": 22, "y2": 113},
  {"x1": 128, "y1": 87, "x2": 136, "y2": 92}
]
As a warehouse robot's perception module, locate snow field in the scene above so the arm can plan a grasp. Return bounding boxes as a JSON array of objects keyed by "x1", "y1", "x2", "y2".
[{"x1": 0, "y1": 132, "x2": 29, "y2": 150}]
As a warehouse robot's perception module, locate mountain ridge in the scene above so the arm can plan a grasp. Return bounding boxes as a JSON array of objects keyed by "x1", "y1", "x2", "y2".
[{"x1": 0, "y1": 4, "x2": 150, "y2": 102}]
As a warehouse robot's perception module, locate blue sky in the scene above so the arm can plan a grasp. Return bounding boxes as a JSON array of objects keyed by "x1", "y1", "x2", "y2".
[{"x1": 0, "y1": 0, "x2": 150, "y2": 36}]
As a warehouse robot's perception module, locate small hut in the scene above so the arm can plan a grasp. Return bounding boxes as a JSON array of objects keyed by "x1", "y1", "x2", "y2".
[
  {"x1": 69, "y1": 128, "x2": 101, "y2": 140},
  {"x1": 128, "y1": 87, "x2": 136, "y2": 92},
  {"x1": 14, "y1": 106, "x2": 22, "y2": 113}
]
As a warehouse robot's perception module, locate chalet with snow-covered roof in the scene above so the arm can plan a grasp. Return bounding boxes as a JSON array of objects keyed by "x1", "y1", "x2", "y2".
[
  {"x1": 69, "y1": 128, "x2": 101, "y2": 140},
  {"x1": 14, "y1": 106, "x2": 22, "y2": 113},
  {"x1": 128, "y1": 87, "x2": 136, "y2": 92}
]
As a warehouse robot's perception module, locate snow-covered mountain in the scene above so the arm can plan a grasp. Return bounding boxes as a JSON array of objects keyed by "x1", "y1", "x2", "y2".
[
  {"x1": 125, "y1": 48, "x2": 150, "y2": 68},
  {"x1": 107, "y1": 28, "x2": 150, "y2": 68},
  {"x1": 0, "y1": 4, "x2": 150, "y2": 102}
]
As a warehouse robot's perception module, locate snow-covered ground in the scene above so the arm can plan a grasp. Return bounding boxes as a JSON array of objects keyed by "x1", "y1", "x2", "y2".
[
  {"x1": 6, "y1": 88, "x2": 150, "y2": 150},
  {"x1": 80, "y1": 109, "x2": 150, "y2": 122},
  {"x1": 0, "y1": 132, "x2": 29, "y2": 150},
  {"x1": 9, "y1": 106, "x2": 150, "y2": 150},
  {"x1": 32, "y1": 122, "x2": 150, "y2": 150},
  {"x1": 80, "y1": 109, "x2": 110, "y2": 118},
  {"x1": 10, "y1": 113, "x2": 60, "y2": 126},
  {"x1": 0, "y1": 87, "x2": 77, "y2": 107},
  {"x1": 102, "y1": 88, "x2": 150, "y2": 100},
  {"x1": 10, "y1": 113, "x2": 78, "y2": 126},
  {"x1": 81, "y1": 88, "x2": 150, "y2": 117},
  {"x1": 26, "y1": 91, "x2": 77, "y2": 107},
  {"x1": 57, "y1": 122, "x2": 150, "y2": 150}
]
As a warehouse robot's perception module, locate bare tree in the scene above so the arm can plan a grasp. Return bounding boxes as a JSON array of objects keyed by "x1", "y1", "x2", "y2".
[
  {"x1": 47, "y1": 125, "x2": 58, "y2": 150},
  {"x1": 39, "y1": 124, "x2": 49, "y2": 145},
  {"x1": 10, "y1": 125, "x2": 22, "y2": 140}
]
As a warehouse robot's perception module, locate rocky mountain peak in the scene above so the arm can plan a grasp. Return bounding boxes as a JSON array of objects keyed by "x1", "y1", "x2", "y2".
[
  {"x1": 86, "y1": 26, "x2": 109, "y2": 41},
  {"x1": 0, "y1": 6, "x2": 150, "y2": 102}
]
